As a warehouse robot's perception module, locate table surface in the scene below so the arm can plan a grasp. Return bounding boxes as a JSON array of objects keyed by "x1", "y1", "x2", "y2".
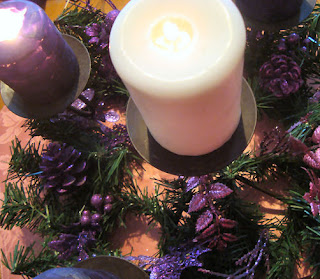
[{"x1": 0, "y1": 0, "x2": 318, "y2": 278}]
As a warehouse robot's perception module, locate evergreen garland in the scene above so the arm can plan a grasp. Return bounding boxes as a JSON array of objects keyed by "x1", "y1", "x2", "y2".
[{"x1": 1, "y1": 1, "x2": 320, "y2": 278}]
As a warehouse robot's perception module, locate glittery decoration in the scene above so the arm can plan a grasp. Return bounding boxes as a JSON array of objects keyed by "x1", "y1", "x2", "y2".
[
  {"x1": 186, "y1": 176, "x2": 236, "y2": 250},
  {"x1": 126, "y1": 244, "x2": 210, "y2": 279},
  {"x1": 99, "y1": 123, "x2": 132, "y2": 152},
  {"x1": 85, "y1": 10, "x2": 120, "y2": 82},
  {"x1": 48, "y1": 230, "x2": 96, "y2": 261},
  {"x1": 303, "y1": 148, "x2": 320, "y2": 169},
  {"x1": 199, "y1": 229, "x2": 270, "y2": 279},
  {"x1": 105, "y1": 110, "x2": 120, "y2": 123},
  {"x1": 71, "y1": 88, "x2": 95, "y2": 110},
  {"x1": 312, "y1": 126, "x2": 320, "y2": 144},
  {"x1": 303, "y1": 169, "x2": 320, "y2": 216}
]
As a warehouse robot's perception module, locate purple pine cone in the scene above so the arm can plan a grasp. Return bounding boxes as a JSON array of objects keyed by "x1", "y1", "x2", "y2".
[
  {"x1": 39, "y1": 142, "x2": 87, "y2": 194},
  {"x1": 259, "y1": 54, "x2": 303, "y2": 98}
]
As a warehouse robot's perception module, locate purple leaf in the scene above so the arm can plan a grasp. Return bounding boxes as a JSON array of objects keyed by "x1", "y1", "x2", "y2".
[
  {"x1": 310, "y1": 201, "x2": 320, "y2": 216},
  {"x1": 195, "y1": 223, "x2": 217, "y2": 241},
  {"x1": 185, "y1": 177, "x2": 201, "y2": 192},
  {"x1": 222, "y1": 233, "x2": 238, "y2": 242},
  {"x1": 219, "y1": 218, "x2": 237, "y2": 229},
  {"x1": 304, "y1": 149, "x2": 320, "y2": 169},
  {"x1": 88, "y1": 36, "x2": 100, "y2": 44},
  {"x1": 196, "y1": 210, "x2": 214, "y2": 232},
  {"x1": 208, "y1": 183, "x2": 233, "y2": 200},
  {"x1": 188, "y1": 193, "x2": 206, "y2": 213}
]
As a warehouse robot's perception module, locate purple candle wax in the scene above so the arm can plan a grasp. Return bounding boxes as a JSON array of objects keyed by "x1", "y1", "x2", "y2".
[{"x1": 0, "y1": 0, "x2": 79, "y2": 106}]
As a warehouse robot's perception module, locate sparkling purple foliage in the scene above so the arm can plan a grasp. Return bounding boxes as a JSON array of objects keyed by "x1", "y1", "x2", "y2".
[
  {"x1": 85, "y1": 9, "x2": 120, "y2": 82},
  {"x1": 48, "y1": 230, "x2": 97, "y2": 261},
  {"x1": 303, "y1": 168, "x2": 320, "y2": 216},
  {"x1": 126, "y1": 244, "x2": 210, "y2": 279},
  {"x1": 186, "y1": 176, "x2": 237, "y2": 250}
]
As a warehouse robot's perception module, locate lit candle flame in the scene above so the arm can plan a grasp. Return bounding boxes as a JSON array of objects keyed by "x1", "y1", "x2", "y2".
[
  {"x1": 151, "y1": 17, "x2": 193, "y2": 53},
  {"x1": 0, "y1": 7, "x2": 26, "y2": 42}
]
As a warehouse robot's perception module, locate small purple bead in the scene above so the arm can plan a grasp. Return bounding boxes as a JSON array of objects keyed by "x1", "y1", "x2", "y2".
[
  {"x1": 287, "y1": 33, "x2": 300, "y2": 45},
  {"x1": 104, "y1": 203, "x2": 113, "y2": 213},
  {"x1": 80, "y1": 215, "x2": 91, "y2": 226},
  {"x1": 82, "y1": 210, "x2": 91, "y2": 217},
  {"x1": 91, "y1": 213, "x2": 102, "y2": 223},
  {"x1": 104, "y1": 195, "x2": 114, "y2": 204},
  {"x1": 91, "y1": 194, "x2": 103, "y2": 209}
]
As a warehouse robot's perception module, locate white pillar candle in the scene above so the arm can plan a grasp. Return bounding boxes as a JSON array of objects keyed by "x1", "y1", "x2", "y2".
[{"x1": 110, "y1": 0, "x2": 246, "y2": 156}]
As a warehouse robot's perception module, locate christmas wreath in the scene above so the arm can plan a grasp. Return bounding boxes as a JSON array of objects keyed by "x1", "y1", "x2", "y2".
[{"x1": 1, "y1": 0, "x2": 320, "y2": 278}]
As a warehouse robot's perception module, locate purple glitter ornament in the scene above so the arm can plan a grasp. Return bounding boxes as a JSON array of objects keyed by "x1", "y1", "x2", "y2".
[
  {"x1": 105, "y1": 110, "x2": 120, "y2": 123},
  {"x1": 126, "y1": 244, "x2": 210, "y2": 279},
  {"x1": 259, "y1": 54, "x2": 303, "y2": 98},
  {"x1": 48, "y1": 230, "x2": 97, "y2": 261},
  {"x1": 71, "y1": 88, "x2": 95, "y2": 110}
]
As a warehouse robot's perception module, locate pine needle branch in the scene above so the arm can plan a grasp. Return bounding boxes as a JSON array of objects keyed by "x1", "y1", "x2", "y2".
[
  {"x1": 0, "y1": 182, "x2": 48, "y2": 231},
  {"x1": 6, "y1": 138, "x2": 42, "y2": 182},
  {"x1": 1, "y1": 241, "x2": 61, "y2": 278}
]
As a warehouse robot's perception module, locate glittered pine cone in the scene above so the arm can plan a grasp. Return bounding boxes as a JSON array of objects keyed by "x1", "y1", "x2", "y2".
[
  {"x1": 259, "y1": 54, "x2": 303, "y2": 98},
  {"x1": 39, "y1": 142, "x2": 87, "y2": 194}
]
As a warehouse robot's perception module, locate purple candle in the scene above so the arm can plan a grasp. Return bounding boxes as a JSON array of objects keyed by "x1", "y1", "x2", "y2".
[{"x1": 0, "y1": 0, "x2": 79, "y2": 106}]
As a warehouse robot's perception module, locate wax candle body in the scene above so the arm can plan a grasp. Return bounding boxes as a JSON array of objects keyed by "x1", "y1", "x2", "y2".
[
  {"x1": 110, "y1": 0, "x2": 246, "y2": 156},
  {"x1": 0, "y1": 0, "x2": 79, "y2": 106}
]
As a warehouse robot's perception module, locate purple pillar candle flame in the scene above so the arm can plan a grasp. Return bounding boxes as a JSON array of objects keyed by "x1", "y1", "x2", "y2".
[{"x1": 0, "y1": 0, "x2": 79, "y2": 106}]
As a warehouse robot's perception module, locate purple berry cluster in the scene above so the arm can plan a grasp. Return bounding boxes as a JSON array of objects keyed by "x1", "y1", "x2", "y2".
[
  {"x1": 277, "y1": 33, "x2": 311, "y2": 54},
  {"x1": 80, "y1": 194, "x2": 114, "y2": 227}
]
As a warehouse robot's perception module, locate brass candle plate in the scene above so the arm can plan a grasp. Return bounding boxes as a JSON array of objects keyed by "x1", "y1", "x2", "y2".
[
  {"x1": 0, "y1": 34, "x2": 91, "y2": 119},
  {"x1": 236, "y1": 0, "x2": 317, "y2": 32},
  {"x1": 74, "y1": 256, "x2": 149, "y2": 279},
  {"x1": 126, "y1": 78, "x2": 257, "y2": 176}
]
